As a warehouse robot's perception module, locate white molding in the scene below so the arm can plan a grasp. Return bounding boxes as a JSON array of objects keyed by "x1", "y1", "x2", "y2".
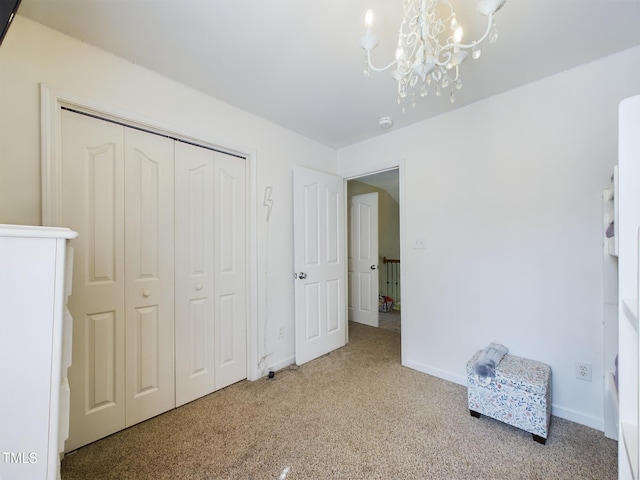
[
  {"x1": 40, "y1": 84, "x2": 62, "y2": 226},
  {"x1": 341, "y1": 158, "x2": 407, "y2": 364},
  {"x1": 246, "y1": 149, "x2": 260, "y2": 381},
  {"x1": 402, "y1": 358, "x2": 467, "y2": 386},
  {"x1": 343, "y1": 178, "x2": 349, "y2": 346},
  {"x1": 340, "y1": 160, "x2": 403, "y2": 181},
  {"x1": 551, "y1": 406, "x2": 603, "y2": 430},
  {"x1": 39, "y1": 83, "x2": 261, "y2": 383},
  {"x1": 396, "y1": 158, "x2": 408, "y2": 366},
  {"x1": 268, "y1": 355, "x2": 296, "y2": 375}
]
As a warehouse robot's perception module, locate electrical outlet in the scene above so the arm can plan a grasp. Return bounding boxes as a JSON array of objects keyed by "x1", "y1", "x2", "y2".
[
  {"x1": 278, "y1": 326, "x2": 284, "y2": 338},
  {"x1": 414, "y1": 236, "x2": 426, "y2": 249},
  {"x1": 575, "y1": 361, "x2": 592, "y2": 382}
]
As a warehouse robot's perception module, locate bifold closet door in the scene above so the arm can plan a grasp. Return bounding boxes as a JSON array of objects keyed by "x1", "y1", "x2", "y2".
[
  {"x1": 123, "y1": 127, "x2": 175, "y2": 427},
  {"x1": 174, "y1": 143, "x2": 247, "y2": 406},
  {"x1": 174, "y1": 142, "x2": 216, "y2": 406},
  {"x1": 61, "y1": 108, "x2": 246, "y2": 449},
  {"x1": 62, "y1": 110, "x2": 175, "y2": 450},
  {"x1": 62, "y1": 110, "x2": 126, "y2": 451},
  {"x1": 213, "y1": 151, "x2": 247, "y2": 390}
]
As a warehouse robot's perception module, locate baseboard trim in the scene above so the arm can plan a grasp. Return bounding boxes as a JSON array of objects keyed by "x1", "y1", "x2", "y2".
[
  {"x1": 264, "y1": 356, "x2": 296, "y2": 377},
  {"x1": 402, "y1": 359, "x2": 466, "y2": 386},
  {"x1": 551, "y1": 406, "x2": 603, "y2": 431}
]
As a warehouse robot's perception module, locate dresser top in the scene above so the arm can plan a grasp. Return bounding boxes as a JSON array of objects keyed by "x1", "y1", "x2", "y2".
[{"x1": 0, "y1": 224, "x2": 78, "y2": 240}]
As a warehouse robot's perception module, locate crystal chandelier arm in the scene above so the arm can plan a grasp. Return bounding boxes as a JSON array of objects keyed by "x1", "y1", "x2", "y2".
[
  {"x1": 365, "y1": 48, "x2": 401, "y2": 73},
  {"x1": 443, "y1": 12, "x2": 495, "y2": 51},
  {"x1": 437, "y1": 51, "x2": 453, "y2": 67}
]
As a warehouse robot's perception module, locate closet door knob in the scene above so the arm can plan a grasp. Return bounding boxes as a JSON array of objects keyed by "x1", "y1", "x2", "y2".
[
  {"x1": 143, "y1": 290, "x2": 151, "y2": 297},
  {"x1": 196, "y1": 284, "x2": 203, "y2": 291}
]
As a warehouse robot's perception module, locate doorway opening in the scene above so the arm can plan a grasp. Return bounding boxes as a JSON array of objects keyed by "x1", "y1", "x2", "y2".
[{"x1": 347, "y1": 168, "x2": 401, "y2": 336}]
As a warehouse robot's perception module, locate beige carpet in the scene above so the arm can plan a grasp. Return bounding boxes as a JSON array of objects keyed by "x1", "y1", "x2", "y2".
[
  {"x1": 61, "y1": 322, "x2": 616, "y2": 479},
  {"x1": 378, "y1": 310, "x2": 401, "y2": 334}
]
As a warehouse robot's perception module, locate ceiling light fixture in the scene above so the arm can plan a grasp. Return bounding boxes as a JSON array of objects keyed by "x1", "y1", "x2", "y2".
[
  {"x1": 359, "y1": 0, "x2": 507, "y2": 112},
  {"x1": 378, "y1": 116, "x2": 394, "y2": 129}
]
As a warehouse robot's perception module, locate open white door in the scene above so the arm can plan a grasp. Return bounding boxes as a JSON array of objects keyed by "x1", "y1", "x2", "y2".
[
  {"x1": 349, "y1": 193, "x2": 379, "y2": 327},
  {"x1": 293, "y1": 166, "x2": 346, "y2": 365}
]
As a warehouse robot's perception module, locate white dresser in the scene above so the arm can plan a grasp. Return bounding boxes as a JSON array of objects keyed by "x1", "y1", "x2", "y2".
[{"x1": 0, "y1": 224, "x2": 78, "y2": 480}]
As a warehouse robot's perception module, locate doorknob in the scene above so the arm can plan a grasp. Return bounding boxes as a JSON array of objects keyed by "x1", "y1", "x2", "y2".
[
  {"x1": 298, "y1": 272, "x2": 308, "y2": 279},
  {"x1": 370, "y1": 265, "x2": 377, "y2": 270}
]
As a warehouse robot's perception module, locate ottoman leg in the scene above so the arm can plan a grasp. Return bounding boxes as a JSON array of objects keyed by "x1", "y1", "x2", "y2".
[
  {"x1": 469, "y1": 410, "x2": 481, "y2": 418},
  {"x1": 532, "y1": 434, "x2": 546, "y2": 445}
]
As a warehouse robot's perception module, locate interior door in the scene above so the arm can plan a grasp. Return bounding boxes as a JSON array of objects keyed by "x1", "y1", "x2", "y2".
[
  {"x1": 123, "y1": 127, "x2": 175, "y2": 426},
  {"x1": 61, "y1": 109, "x2": 126, "y2": 451},
  {"x1": 293, "y1": 166, "x2": 346, "y2": 365},
  {"x1": 349, "y1": 193, "x2": 379, "y2": 327}
]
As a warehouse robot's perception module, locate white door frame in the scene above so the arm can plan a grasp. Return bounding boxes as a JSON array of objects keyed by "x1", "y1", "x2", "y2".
[
  {"x1": 341, "y1": 160, "x2": 407, "y2": 365},
  {"x1": 39, "y1": 83, "x2": 261, "y2": 382}
]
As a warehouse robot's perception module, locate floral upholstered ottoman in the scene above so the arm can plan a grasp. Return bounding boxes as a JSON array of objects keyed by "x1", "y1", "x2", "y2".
[{"x1": 466, "y1": 351, "x2": 552, "y2": 444}]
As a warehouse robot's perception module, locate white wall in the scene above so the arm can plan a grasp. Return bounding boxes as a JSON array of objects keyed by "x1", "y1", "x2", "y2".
[
  {"x1": 0, "y1": 15, "x2": 337, "y2": 377},
  {"x1": 3, "y1": 14, "x2": 640, "y2": 431},
  {"x1": 338, "y1": 46, "x2": 640, "y2": 429}
]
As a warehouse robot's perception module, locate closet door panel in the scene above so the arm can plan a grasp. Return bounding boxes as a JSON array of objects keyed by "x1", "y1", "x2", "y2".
[
  {"x1": 219, "y1": 294, "x2": 237, "y2": 364},
  {"x1": 124, "y1": 128, "x2": 175, "y2": 426},
  {"x1": 174, "y1": 142, "x2": 216, "y2": 406},
  {"x1": 86, "y1": 311, "x2": 118, "y2": 408},
  {"x1": 214, "y1": 152, "x2": 247, "y2": 390},
  {"x1": 61, "y1": 110, "x2": 126, "y2": 451},
  {"x1": 131, "y1": 306, "x2": 160, "y2": 394}
]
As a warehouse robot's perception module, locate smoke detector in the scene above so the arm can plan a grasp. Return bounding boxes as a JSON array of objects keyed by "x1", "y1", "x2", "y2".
[{"x1": 378, "y1": 116, "x2": 393, "y2": 129}]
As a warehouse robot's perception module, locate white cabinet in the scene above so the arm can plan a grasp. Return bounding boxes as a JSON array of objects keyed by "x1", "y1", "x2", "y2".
[
  {"x1": 0, "y1": 224, "x2": 77, "y2": 480},
  {"x1": 618, "y1": 95, "x2": 640, "y2": 480},
  {"x1": 603, "y1": 169, "x2": 619, "y2": 441},
  {"x1": 604, "y1": 167, "x2": 619, "y2": 257}
]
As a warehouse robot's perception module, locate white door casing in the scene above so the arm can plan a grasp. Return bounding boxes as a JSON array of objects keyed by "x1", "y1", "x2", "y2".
[
  {"x1": 349, "y1": 193, "x2": 379, "y2": 327},
  {"x1": 293, "y1": 166, "x2": 347, "y2": 365},
  {"x1": 342, "y1": 164, "x2": 406, "y2": 368}
]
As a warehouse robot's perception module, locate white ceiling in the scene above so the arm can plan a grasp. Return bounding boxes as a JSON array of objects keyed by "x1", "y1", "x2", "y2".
[{"x1": 16, "y1": 0, "x2": 640, "y2": 149}]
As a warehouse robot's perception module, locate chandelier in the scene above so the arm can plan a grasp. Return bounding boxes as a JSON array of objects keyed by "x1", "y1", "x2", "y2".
[{"x1": 359, "y1": 0, "x2": 507, "y2": 111}]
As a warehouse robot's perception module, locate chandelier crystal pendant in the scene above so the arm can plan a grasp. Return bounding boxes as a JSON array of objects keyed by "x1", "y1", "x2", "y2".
[{"x1": 360, "y1": 0, "x2": 506, "y2": 112}]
